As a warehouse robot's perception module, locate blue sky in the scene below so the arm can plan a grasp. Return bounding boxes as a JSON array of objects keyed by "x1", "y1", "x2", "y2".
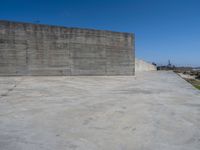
[{"x1": 0, "y1": 0, "x2": 200, "y2": 66}]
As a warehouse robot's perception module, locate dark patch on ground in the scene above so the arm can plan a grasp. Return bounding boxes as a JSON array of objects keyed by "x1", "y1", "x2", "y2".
[{"x1": 1, "y1": 94, "x2": 7, "y2": 97}]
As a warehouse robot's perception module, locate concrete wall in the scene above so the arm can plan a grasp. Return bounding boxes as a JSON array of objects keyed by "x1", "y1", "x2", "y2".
[
  {"x1": 135, "y1": 58, "x2": 156, "y2": 72},
  {"x1": 0, "y1": 20, "x2": 135, "y2": 76}
]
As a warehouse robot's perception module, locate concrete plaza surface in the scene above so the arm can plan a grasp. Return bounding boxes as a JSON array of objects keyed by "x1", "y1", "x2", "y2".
[{"x1": 0, "y1": 71, "x2": 200, "y2": 150}]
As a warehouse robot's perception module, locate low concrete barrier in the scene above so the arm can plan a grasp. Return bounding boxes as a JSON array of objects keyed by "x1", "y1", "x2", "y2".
[{"x1": 135, "y1": 58, "x2": 157, "y2": 72}]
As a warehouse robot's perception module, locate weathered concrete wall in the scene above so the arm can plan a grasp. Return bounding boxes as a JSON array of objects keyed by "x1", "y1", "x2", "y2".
[
  {"x1": 135, "y1": 58, "x2": 156, "y2": 72},
  {"x1": 0, "y1": 20, "x2": 135, "y2": 76}
]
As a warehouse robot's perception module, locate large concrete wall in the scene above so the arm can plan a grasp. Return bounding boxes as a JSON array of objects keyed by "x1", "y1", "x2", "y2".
[
  {"x1": 135, "y1": 58, "x2": 157, "y2": 72},
  {"x1": 0, "y1": 20, "x2": 135, "y2": 76}
]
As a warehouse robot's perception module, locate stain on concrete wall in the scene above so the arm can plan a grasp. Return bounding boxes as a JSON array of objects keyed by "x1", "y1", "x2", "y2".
[{"x1": 0, "y1": 20, "x2": 135, "y2": 76}]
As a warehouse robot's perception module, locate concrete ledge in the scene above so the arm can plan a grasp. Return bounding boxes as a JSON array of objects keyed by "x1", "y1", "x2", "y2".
[{"x1": 135, "y1": 58, "x2": 157, "y2": 72}]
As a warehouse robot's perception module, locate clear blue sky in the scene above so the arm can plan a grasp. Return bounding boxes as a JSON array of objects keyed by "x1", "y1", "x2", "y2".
[{"x1": 0, "y1": 0, "x2": 200, "y2": 66}]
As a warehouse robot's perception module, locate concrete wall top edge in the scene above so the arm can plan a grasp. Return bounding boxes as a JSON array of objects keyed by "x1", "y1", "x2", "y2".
[{"x1": 0, "y1": 20, "x2": 134, "y2": 37}]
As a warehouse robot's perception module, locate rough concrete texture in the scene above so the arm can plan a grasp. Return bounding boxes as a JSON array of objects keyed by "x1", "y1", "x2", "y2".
[
  {"x1": 135, "y1": 58, "x2": 157, "y2": 72},
  {"x1": 0, "y1": 71, "x2": 200, "y2": 150},
  {"x1": 0, "y1": 20, "x2": 134, "y2": 76}
]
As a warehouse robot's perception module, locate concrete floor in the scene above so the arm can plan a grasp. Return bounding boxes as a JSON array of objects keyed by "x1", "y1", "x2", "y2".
[{"x1": 0, "y1": 71, "x2": 200, "y2": 150}]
